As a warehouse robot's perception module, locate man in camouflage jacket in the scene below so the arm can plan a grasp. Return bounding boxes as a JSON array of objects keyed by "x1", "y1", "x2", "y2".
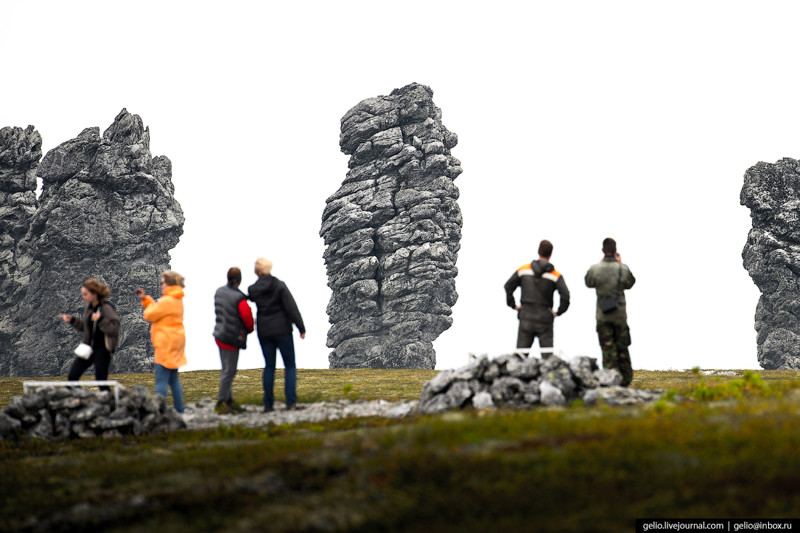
[{"x1": 584, "y1": 238, "x2": 636, "y2": 385}]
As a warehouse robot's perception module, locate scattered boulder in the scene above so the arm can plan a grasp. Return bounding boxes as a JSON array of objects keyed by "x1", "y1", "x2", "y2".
[
  {"x1": 582, "y1": 387, "x2": 664, "y2": 407},
  {"x1": 595, "y1": 368, "x2": 624, "y2": 387},
  {"x1": 321, "y1": 83, "x2": 463, "y2": 369},
  {"x1": 418, "y1": 353, "x2": 663, "y2": 414},
  {"x1": 539, "y1": 380, "x2": 567, "y2": 408},
  {"x1": 0, "y1": 110, "x2": 184, "y2": 376},
  {"x1": 0, "y1": 384, "x2": 185, "y2": 441}
]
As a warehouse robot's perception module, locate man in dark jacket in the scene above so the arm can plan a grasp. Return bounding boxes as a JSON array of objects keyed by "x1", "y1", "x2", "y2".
[
  {"x1": 248, "y1": 257, "x2": 306, "y2": 412},
  {"x1": 585, "y1": 238, "x2": 636, "y2": 385},
  {"x1": 213, "y1": 267, "x2": 254, "y2": 413},
  {"x1": 504, "y1": 240, "x2": 570, "y2": 357}
]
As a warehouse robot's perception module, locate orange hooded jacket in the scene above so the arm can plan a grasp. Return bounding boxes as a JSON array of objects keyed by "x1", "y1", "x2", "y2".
[{"x1": 141, "y1": 285, "x2": 187, "y2": 369}]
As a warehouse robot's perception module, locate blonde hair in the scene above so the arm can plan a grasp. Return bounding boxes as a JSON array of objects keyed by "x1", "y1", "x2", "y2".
[
  {"x1": 161, "y1": 270, "x2": 185, "y2": 288},
  {"x1": 255, "y1": 258, "x2": 273, "y2": 276},
  {"x1": 83, "y1": 279, "x2": 111, "y2": 303}
]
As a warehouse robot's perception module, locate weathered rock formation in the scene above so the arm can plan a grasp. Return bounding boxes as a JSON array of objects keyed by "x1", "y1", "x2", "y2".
[
  {"x1": 741, "y1": 157, "x2": 800, "y2": 369},
  {"x1": 0, "y1": 126, "x2": 42, "y2": 361},
  {"x1": 321, "y1": 83, "x2": 463, "y2": 369},
  {"x1": 0, "y1": 110, "x2": 184, "y2": 376},
  {"x1": 417, "y1": 353, "x2": 664, "y2": 413},
  {"x1": 0, "y1": 385, "x2": 186, "y2": 441}
]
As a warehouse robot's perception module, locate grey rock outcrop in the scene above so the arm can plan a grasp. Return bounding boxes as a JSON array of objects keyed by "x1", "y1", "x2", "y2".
[
  {"x1": 321, "y1": 83, "x2": 463, "y2": 369},
  {"x1": 0, "y1": 126, "x2": 42, "y2": 363},
  {"x1": 0, "y1": 384, "x2": 185, "y2": 441},
  {"x1": 418, "y1": 353, "x2": 663, "y2": 413},
  {"x1": 741, "y1": 158, "x2": 800, "y2": 369},
  {"x1": 0, "y1": 110, "x2": 184, "y2": 376}
]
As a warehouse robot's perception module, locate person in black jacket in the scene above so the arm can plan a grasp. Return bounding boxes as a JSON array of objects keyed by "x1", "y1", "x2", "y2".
[
  {"x1": 248, "y1": 258, "x2": 305, "y2": 412},
  {"x1": 504, "y1": 240, "x2": 570, "y2": 357},
  {"x1": 58, "y1": 278, "x2": 120, "y2": 390},
  {"x1": 213, "y1": 267, "x2": 254, "y2": 413}
]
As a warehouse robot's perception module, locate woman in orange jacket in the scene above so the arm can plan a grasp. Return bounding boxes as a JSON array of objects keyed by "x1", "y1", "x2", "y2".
[{"x1": 136, "y1": 270, "x2": 187, "y2": 413}]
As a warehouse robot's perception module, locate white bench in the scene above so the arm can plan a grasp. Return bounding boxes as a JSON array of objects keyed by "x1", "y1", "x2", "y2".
[{"x1": 22, "y1": 380, "x2": 124, "y2": 405}]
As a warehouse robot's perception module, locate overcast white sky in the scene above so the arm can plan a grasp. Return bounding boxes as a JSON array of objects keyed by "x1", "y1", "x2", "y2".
[{"x1": 5, "y1": 1, "x2": 796, "y2": 372}]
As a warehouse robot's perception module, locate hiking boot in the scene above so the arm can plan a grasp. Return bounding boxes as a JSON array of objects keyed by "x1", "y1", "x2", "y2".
[
  {"x1": 286, "y1": 404, "x2": 298, "y2": 411},
  {"x1": 263, "y1": 405, "x2": 274, "y2": 413},
  {"x1": 228, "y1": 401, "x2": 244, "y2": 414},
  {"x1": 214, "y1": 401, "x2": 231, "y2": 414}
]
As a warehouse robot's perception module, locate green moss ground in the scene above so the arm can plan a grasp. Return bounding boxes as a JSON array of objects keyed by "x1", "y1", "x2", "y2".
[{"x1": 2, "y1": 368, "x2": 800, "y2": 532}]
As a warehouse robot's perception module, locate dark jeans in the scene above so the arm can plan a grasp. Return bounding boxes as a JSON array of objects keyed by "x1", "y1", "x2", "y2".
[
  {"x1": 68, "y1": 347, "x2": 112, "y2": 391},
  {"x1": 258, "y1": 333, "x2": 296, "y2": 408}
]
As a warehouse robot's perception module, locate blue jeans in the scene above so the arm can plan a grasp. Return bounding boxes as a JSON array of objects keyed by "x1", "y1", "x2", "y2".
[
  {"x1": 155, "y1": 363, "x2": 184, "y2": 413},
  {"x1": 258, "y1": 333, "x2": 296, "y2": 408}
]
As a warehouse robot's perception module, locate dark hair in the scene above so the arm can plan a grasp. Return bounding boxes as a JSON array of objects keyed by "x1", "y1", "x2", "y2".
[
  {"x1": 227, "y1": 267, "x2": 242, "y2": 284},
  {"x1": 538, "y1": 239, "x2": 553, "y2": 258},
  {"x1": 602, "y1": 238, "x2": 617, "y2": 256},
  {"x1": 83, "y1": 279, "x2": 111, "y2": 303}
]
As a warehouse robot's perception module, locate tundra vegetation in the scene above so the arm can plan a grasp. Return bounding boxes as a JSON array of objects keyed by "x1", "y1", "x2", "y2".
[{"x1": 2, "y1": 367, "x2": 800, "y2": 532}]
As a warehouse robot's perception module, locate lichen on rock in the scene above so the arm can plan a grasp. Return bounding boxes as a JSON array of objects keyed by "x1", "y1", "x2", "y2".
[{"x1": 321, "y1": 83, "x2": 463, "y2": 369}]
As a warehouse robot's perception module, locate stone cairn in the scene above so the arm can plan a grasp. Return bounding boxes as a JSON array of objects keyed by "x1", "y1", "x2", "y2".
[
  {"x1": 321, "y1": 82, "x2": 463, "y2": 369},
  {"x1": 417, "y1": 353, "x2": 664, "y2": 414},
  {"x1": 741, "y1": 157, "x2": 800, "y2": 369},
  {"x1": 0, "y1": 109, "x2": 184, "y2": 377},
  {"x1": 0, "y1": 385, "x2": 185, "y2": 441}
]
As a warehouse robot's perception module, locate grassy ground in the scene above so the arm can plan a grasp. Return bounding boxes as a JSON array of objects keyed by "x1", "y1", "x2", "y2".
[
  {"x1": 0, "y1": 368, "x2": 439, "y2": 410},
  {"x1": 2, "y1": 368, "x2": 800, "y2": 532}
]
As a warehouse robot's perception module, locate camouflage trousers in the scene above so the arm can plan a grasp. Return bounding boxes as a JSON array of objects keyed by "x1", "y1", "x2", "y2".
[{"x1": 596, "y1": 321, "x2": 632, "y2": 386}]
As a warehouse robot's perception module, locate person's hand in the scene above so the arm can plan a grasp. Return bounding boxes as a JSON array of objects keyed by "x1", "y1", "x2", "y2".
[
  {"x1": 300, "y1": 332, "x2": 306, "y2": 339},
  {"x1": 515, "y1": 305, "x2": 522, "y2": 310},
  {"x1": 615, "y1": 253, "x2": 622, "y2": 263},
  {"x1": 58, "y1": 314, "x2": 72, "y2": 323},
  {"x1": 91, "y1": 311, "x2": 101, "y2": 322},
  {"x1": 550, "y1": 308, "x2": 557, "y2": 317},
  {"x1": 135, "y1": 288, "x2": 145, "y2": 300}
]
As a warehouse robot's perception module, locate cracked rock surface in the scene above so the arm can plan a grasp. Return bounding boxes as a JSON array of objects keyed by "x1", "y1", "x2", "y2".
[
  {"x1": 321, "y1": 83, "x2": 463, "y2": 369},
  {"x1": 0, "y1": 125, "x2": 41, "y2": 364},
  {"x1": 0, "y1": 110, "x2": 183, "y2": 376},
  {"x1": 741, "y1": 157, "x2": 800, "y2": 369}
]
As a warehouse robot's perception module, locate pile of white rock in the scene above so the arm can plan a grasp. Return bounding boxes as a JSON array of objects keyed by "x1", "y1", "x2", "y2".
[
  {"x1": 0, "y1": 384, "x2": 185, "y2": 441},
  {"x1": 182, "y1": 398, "x2": 419, "y2": 431},
  {"x1": 418, "y1": 353, "x2": 664, "y2": 413}
]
